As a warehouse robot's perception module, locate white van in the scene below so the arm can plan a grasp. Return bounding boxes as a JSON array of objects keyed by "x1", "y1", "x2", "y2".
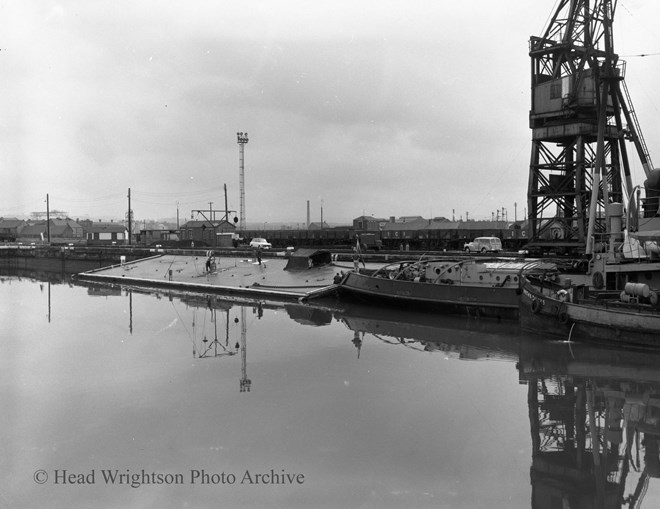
[{"x1": 464, "y1": 237, "x2": 502, "y2": 253}]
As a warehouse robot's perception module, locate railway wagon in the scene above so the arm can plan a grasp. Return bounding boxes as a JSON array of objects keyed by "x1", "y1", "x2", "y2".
[
  {"x1": 241, "y1": 228, "x2": 356, "y2": 249},
  {"x1": 240, "y1": 224, "x2": 528, "y2": 251}
]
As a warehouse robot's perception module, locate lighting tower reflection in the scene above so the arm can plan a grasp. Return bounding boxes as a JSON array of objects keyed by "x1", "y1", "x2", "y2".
[{"x1": 239, "y1": 306, "x2": 251, "y2": 392}]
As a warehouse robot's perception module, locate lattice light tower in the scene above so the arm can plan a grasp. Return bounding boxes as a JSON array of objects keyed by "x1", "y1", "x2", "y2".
[
  {"x1": 237, "y1": 132, "x2": 249, "y2": 231},
  {"x1": 527, "y1": 0, "x2": 653, "y2": 255}
]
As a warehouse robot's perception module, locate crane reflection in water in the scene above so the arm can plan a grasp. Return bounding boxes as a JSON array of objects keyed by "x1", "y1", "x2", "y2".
[
  {"x1": 335, "y1": 302, "x2": 660, "y2": 508},
  {"x1": 519, "y1": 341, "x2": 660, "y2": 508}
]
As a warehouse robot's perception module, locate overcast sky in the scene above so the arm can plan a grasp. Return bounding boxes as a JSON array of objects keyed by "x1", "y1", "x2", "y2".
[{"x1": 2, "y1": 1, "x2": 660, "y2": 225}]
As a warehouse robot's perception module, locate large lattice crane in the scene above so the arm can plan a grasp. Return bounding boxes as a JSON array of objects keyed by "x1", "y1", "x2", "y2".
[{"x1": 527, "y1": 0, "x2": 654, "y2": 256}]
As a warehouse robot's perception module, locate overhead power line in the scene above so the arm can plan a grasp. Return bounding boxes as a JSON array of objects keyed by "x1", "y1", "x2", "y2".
[{"x1": 620, "y1": 52, "x2": 660, "y2": 57}]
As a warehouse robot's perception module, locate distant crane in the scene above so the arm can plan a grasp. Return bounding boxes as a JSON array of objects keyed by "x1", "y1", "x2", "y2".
[{"x1": 527, "y1": 0, "x2": 654, "y2": 255}]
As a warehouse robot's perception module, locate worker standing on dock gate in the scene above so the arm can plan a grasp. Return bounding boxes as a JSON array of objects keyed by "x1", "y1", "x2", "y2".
[
  {"x1": 205, "y1": 251, "x2": 215, "y2": 273},
  {"x1": 256, "y1": 246, "x2": 262, "y2": 266}
]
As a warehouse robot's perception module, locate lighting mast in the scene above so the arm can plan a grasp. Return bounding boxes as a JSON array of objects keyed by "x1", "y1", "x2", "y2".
[{"x1": 237, "y1": 132, "x2": 249, "y2": 231}]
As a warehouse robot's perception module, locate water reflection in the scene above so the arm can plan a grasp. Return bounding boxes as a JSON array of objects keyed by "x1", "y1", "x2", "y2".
[
  {"x1": 4, "y1": 271, "x2": 660, "y2": 508},
  {"x1": 126, "y1": 283, "x2": 660, "y2": 507},
  {"x1": 334, "y1": 302, "x2": 522, "y2": 361},
  {"x1": 519, "y1": 341, "x2": 660, "y2": 508}
]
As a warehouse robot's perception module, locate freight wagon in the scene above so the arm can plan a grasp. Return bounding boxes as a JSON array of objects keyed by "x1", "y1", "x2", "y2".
[{"x1": 239, "y1": 224, "x2": 528, "y2": 252}]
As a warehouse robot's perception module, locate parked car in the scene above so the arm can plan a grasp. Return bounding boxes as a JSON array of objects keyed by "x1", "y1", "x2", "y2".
[
  {"x1": 249, "y1": 237, "x2": 272, "y2": 249},
  {"x1": 464, "y1": 236, "x2": 502, "y2": 253}
]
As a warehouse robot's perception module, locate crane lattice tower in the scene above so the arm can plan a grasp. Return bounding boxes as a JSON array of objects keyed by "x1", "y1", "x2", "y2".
[{"x1": 527, "y1": 0, "x2": 653, "y2": 255}]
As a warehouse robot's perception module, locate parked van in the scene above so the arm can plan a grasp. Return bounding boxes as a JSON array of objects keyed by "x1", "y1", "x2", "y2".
[{"x1": 464, "y1": 237, "x2": 502, "y2": 253}]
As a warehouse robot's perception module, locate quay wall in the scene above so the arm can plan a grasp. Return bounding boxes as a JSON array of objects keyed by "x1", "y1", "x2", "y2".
[
  {"x1": 0, "y1": 245, "x2": 151, "y2": 276},
  {"x1": 0, "y1": 244, "x2": 449, "y2": 265},
  {"x1": 0, "y1": 244, "x2": 519, "y2": 276}
]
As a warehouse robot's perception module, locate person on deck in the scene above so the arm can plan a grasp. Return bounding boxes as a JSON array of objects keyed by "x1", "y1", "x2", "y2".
[{"x1": 205, "y1": 252, "x2": 214, "y2": 272}]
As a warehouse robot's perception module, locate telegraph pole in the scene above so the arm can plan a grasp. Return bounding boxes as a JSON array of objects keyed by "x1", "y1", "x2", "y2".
[
  {"x1": 237, "y1": 132, "x2": 249, "y2": 231},
  {"x1": 46, "y1": 193, "x2": 50, "y2": 243},
  {"x1": 224, "y1": 184, "x2": 229, "y2": 223},
  {"x1": 127, "y1": 188, "x2": 132, "y2": 245}
]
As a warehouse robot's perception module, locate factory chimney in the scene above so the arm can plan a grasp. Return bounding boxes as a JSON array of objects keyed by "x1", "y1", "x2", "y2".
[{"x1": 306, "y1": 200, "x2": 310, "y2": 229}]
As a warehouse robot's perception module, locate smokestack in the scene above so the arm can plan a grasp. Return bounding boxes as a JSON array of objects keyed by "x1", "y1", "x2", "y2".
[{"x1": 306, "y1": 200, "x2": 310, "y2": 229}]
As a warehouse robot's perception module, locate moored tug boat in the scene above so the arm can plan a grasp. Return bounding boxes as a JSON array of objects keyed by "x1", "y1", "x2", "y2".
[{"x1": 520, "y1": 272, "x2": 660, "y2": 348}]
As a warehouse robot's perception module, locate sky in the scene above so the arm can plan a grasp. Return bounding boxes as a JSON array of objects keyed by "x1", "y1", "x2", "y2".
[{"x1": 2, "y1": 1, "x2": 660, "y2": 225}]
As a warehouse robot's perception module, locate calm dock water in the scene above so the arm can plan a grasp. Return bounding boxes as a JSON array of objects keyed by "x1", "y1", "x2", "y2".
[{"x1": 3, "y1": 270, "x2": 660, "y2": 508}]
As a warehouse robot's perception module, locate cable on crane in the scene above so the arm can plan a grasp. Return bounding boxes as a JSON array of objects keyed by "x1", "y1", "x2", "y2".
[{"x1": 620, "y1": 52, "x2": 660, "y2": 58}]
